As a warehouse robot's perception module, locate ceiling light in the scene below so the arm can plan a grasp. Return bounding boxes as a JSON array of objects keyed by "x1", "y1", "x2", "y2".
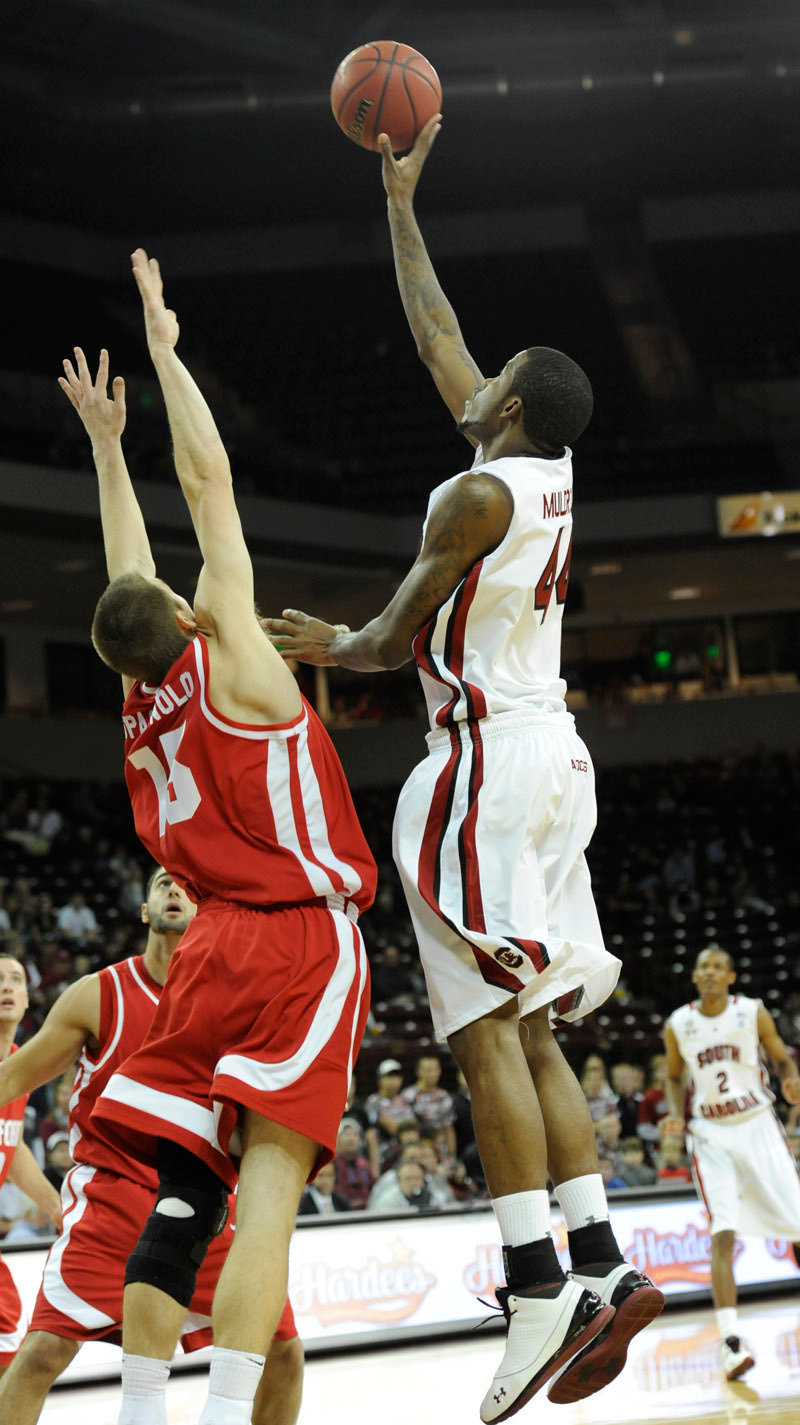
[
  {"x1": 0, "y1": 599, "x2": 35, "y2": 613},
  {"x1": 667, "y1": 587, "x2": 701, "y2": 601},
  {"x1": 55, "y1": 558, "x2": 94, "y2": 573},
  {"x1": 589, "y1": 561, "x2": 622, "y2": 576}
]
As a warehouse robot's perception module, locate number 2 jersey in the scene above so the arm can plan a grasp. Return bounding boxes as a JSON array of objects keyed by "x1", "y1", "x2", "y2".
[
  {"x1": 666, "y1": 994, "x2": 775, "y2": 1124},
  {"x1": 121, "y1": 635, "x2": 377, "y2": 910},
  {"x1": 412, "y1": 449, "x2": 573, "y2": 731}
]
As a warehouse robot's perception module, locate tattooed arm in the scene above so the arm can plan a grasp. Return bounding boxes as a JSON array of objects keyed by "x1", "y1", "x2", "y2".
[
  {"x1": 379, "y1": 118, "x2": 484, "y2": 440},
  {"x1": 263, "y1": 474, "x2": 513, "y2": 670}
]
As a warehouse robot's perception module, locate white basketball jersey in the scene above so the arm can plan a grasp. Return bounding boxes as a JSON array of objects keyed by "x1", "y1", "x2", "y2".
[
  {"x1": 667, "y1": 994, "x2": 774, "y2": 1124},
  {"x1": 412, "y1": 449, "x2": 573, "y2": 731}
]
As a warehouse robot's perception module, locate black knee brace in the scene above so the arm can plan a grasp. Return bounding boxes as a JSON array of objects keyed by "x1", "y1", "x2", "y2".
[{"x1": 125, "y1": 1140, "x2": 229, "y2": 1308}]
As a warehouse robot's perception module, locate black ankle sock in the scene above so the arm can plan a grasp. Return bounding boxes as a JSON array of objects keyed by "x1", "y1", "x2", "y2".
[
  {"x1": 503, "y1": 1237, "x2": 565, "y2": 1291},
  {"x1": 567, "y1": 1220, "x2": 624, "y2": 1270}
]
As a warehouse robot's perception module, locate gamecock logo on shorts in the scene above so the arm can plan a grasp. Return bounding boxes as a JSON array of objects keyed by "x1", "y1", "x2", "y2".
[{"x1": 495, "y1": 948, "x2": 524, "y2": 970}]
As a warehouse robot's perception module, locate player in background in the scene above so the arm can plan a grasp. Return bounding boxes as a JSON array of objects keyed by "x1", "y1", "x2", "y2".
[
  {"x1": 0, "y1": 957, "x2": 62, "y2": 1379},
  {"x1": 58, "y1": 250, "x2": 376, "y2": 1425},
  {"x1": 263, "y1": 116, "x2": 663, "y2": 1422},
  {"x1": 0, "y1": 869, "x2": 303, "y2": 1425},
  {"x1": 664, "y1": 944, "x2": 800, "y2": 1380}
]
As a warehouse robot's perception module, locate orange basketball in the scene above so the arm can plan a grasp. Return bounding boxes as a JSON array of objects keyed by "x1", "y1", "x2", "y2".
[{"x1": 330, "y1": 41, "x2": 442, "y2": 154}]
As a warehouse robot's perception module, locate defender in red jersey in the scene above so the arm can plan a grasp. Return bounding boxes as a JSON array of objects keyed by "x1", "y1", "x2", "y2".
[
  {"x1": 58, "y1": 250, "x2": 375, "y2": 1425},
  {"x1": 0, "y1": 957, "x2": 62, "y2": 1379},
  {"x1": 0, "y1": 870, "x2": 302, "y2": 1425},
  {"x1": 264, "y1": 119, "x2": 663, "y2": 1422}
]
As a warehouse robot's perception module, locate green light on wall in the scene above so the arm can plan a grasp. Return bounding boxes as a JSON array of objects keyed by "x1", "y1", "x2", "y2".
[{"x1": 654, "y1": 649, "x2": 672, "y2": 669}]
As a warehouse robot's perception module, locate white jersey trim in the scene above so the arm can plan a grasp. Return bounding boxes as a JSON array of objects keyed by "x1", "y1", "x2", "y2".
[
  {"x1": 41, "y1": 1163, "x2": 116, "y2": 1331},
  {"x1": 100, "y1": 1074, "x2": 225, "y2": 1157},
  {"x1": 193, "y1": 640, "x2": 306, "y2": 742}
]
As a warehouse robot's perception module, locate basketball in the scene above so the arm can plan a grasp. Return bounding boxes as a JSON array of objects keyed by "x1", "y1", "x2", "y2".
[{"x1": 330, "y1": 41, "x2": 442, "y2": 154}]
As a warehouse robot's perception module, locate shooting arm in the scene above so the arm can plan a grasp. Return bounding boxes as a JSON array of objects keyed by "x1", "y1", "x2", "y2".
[
  {"x1": 379, "y1": 121, "x2": 483, "y2": 430},
  {"x1": 0, "y1": 976, "x2": 100, "y2": 1107},
  {"x1": 387, "y1": 198, "x2": 483, "y2": 425}
]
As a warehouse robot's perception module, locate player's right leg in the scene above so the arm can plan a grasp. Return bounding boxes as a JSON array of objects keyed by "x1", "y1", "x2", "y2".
[
  {"x1": 448, "y1": 1000, "x2": 614, "y2": 1423},
  {"x1": 200, "y1": 1110, "x2": 318, "y2": 1425},
  {"x1": 518, "y1": 1006, "x2": 663, "y2": 1403},
  {"x1": 252, "y1": 1336, "x2": 305, "y2": 1425},
  {"x1": 0, "y1": 1330, "x2": 80, "y2": 1425}
]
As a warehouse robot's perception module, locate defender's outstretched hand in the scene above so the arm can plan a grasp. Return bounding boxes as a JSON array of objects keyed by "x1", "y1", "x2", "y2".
[
  {"x1": 58, "y1": 347, "x2": 126, "y2": 446},
  {"x1": 261, "y1": 611, "x2": 350, "y2": 667},
  {"x1": 131, "y1": 247, "x2": 179, "y2": 352},
  {"x1": 380, "y1": 112, "x2": 442, "y2": 203}
]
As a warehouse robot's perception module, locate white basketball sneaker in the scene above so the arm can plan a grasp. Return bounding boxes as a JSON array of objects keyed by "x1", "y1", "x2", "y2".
[
  {"x1": 721, "y1": 1335, "x2": 755, "y2": 1380},
  {"x1": 479, "y1": 1278, "x2": 614, "y2": 1423},
  {"x1": 550, "y1": 1260, "x2": 665, "y2": 1403}
]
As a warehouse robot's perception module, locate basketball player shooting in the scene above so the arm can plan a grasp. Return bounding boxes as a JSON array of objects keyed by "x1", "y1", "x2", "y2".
[
  {"x1": 57, "y1": 252, "x2": 376, "y2": 1425},
  {"x1": 664, "y1": 945, "x2": 800, "y2": 1381},
  {"x1": 264, "y1": 115, "x2": 664, "y2": 1421}
]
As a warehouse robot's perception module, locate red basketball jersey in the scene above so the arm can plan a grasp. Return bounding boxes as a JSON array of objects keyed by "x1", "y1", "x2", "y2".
[
  {"x1": 121, "y1": 637, "x2": 376, "y2": 910},
  {"x1": 0, "y1": 1046, "x2": 27, "y2": 1190},
  {"x1": 70, "y1": 956, "x2": 162, "y2": 1188}
]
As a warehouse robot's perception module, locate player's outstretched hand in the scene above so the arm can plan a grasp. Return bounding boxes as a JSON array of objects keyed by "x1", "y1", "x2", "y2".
[
  {"x1": 58, "y1": 347, "x2": 126, "y2": 446},
  {"x1": 379, "y1": 112, "x2": 442, "y2": 203},
  {"x1": 131, "y1": 247, "x2": 180, "y2": 353},
  {"x1": 780, "y1": 1069, "x2": 800, "y2": 1105},
  {"x1": 260, "y1": 610, "x2": 350, "y2": 667}
]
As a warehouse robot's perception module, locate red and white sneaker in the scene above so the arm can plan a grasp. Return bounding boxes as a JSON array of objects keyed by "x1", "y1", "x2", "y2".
[
  {"x1": 479, "y1": 1278, "x2": 614, "y2": 1423},
  {"x1": 547, "y1": 1261, "x2": 665, "y2": 1404},
  {"x1": 721, "y1": 1335, "x2": 755, "y2": 1380}
]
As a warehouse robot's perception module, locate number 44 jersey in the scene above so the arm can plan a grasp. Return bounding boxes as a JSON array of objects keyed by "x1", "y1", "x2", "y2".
[
  {"x1": 666, "y1": 995, "x2": 775, "y2": 1124},
  {"x1": 412, "y1": 450, "x2": 574, "y2": 732},
  {"x1": 121, "y1": 636, "x2": 376, "y2": 911}
]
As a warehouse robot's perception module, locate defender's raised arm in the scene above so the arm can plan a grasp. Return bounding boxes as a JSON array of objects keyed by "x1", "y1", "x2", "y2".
[
  {"x1": 59, "y1": 347, "x2": 155, "y2": 586},
  {"x1": 380, "y1": 117, "x2": 483, "y2": 435}
]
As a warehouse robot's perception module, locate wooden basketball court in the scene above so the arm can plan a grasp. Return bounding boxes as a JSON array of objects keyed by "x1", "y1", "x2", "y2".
[{"x1": 36, "y1": 1295, "x2": 800, "y2": 1423}]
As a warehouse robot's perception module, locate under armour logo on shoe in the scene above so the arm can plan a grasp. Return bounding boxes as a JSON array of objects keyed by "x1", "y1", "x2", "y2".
[{"x1": 494, "y1": 1388, "x2": 506, "y2": 1403}]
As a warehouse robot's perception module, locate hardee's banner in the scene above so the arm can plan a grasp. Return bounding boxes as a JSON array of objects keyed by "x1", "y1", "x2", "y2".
[
  {"x1": 717, "y1": 489, "x2": 800, "y2": 537},
  {"x1": 282, "y1": 1195, "x2": 799, "y2": 1348}
]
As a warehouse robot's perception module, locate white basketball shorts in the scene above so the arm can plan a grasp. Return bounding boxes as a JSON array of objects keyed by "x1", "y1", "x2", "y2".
[
  {"x1": 392, "y1": 708, "x2": 621, "y2": 1041},
  {"x1": 688, "y1": 1107, "x2": 800, "y2": 1238}
]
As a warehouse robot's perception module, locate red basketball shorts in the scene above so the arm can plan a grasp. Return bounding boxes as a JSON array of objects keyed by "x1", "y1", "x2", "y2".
[
  {"x1": 0, "y1": 1251, "x2": 25, "y2": 1364},
  {"x1": 92, "y1": 897, "x2": 370, "y2": 1189},
  {"x1": 29, "y1": 1163, "x2": 297, "y2": 1347}
]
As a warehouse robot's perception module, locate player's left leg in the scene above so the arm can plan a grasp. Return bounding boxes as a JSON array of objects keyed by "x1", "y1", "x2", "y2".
[
  {"x1": 251, "y1": 1336, "x2": 305, "y2": 1425},
  {"x1": 199, "y1": 1110, "x2": 317, "y2": 1425},
  {"x1": 711, "y1": 1229, "x2": 754, "y2": 1379},
  {"x1": 119, "y1": 1139, "x2": 230, "y2": 1425},
  {"x1": 518, "y1": 1005, "x2": 663, "y2": 1402},
  {"x1": 449, "y1": 1000, "x2": 614, "y2": 1423},
  {"x1": 0, "y1": 1329, "x2": 80, "y2": 1425}
]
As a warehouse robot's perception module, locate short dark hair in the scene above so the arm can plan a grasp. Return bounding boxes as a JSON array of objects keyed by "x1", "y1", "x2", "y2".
[
  {"x1": 145, "y1": 864, "x2": 166, "y2": 900},
  {"x1": 509, "y1": 347, "x2": 594, "y2": 452},
  {"x1": 695, "y1": 945, "x2": 735, "y2": 971},
  {"x1": 91, "y1": 573, "x2": 190, "y2": 684}
]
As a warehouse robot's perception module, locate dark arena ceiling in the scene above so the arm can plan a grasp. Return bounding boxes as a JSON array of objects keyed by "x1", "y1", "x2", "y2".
[{"x1": 3, "y1": 0, "x2": 800, "y2": 235}]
